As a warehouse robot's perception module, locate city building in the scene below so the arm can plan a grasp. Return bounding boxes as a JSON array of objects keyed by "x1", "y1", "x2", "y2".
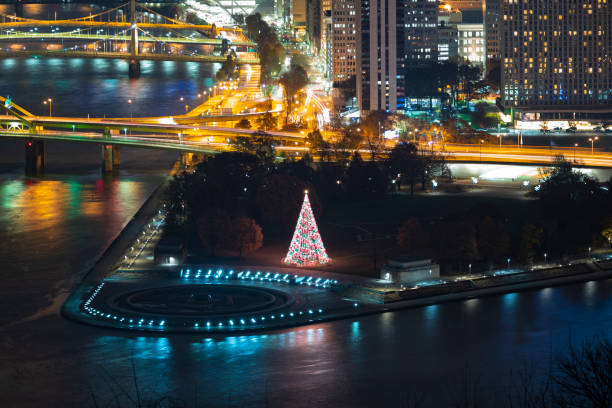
[
  {"x1": 501, "y1": 0, "x2": 612, "y2": 120},
  {"x1": 438, "y1": 7, "x2": 462, "y2": 61},
  {"x1": 457, "y1": 9, "x2": 485, "y2": 67},
  {"x1": 357, "y1": 0, "x2": 438, "y2": 113},
  {"x1": 293, "y1": 0, "x2": 307, "y2": 26},
  {"x1": 331, "y1": 0, "x2": 357, "y2": 82},
  {"x1": 274, "y1": 0, "x2": 292, "y2": 25},
  {"x1": 306, "y1": 0, "x2": 322, "y2": 51},
  {"x1": 484, "y1": 0, "x2": 500, "y2": 62},
  {"x1": 380, "y1": 255, "x2": 440, "y2": 284}
]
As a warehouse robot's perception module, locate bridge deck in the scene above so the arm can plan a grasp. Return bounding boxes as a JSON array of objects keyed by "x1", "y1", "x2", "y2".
[{"x1": 0, "y1": 49, "x2": 259, "y2": 64}]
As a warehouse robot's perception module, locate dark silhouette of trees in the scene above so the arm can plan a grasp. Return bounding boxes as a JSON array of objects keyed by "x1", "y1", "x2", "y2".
[
  {"x1": 279, "y1": 63, "x2": 309, "y2": 122},
  {"x1": 225, "y1": 217, "x2": 263, "y2": 257},
  {"x1": 245, "y1": 13, "x2": 285, "y2": 82},
  {"x1": 235, "y1": 118, "x2": 252, "y2": 129},
  {"x1": 256, "y1": 112, "x2": 277, "y2": 131},
  {"x1": 397, "y1": 217, "x2": 429, "y2": 255},
  {"x1": 344, "y1": 152, "x2": 387, "y2": 198},
  {"x1": 231, "y1": 131, "x2": 277, "y2": 166}
]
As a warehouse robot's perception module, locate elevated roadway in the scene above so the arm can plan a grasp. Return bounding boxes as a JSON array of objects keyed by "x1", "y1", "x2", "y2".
[
  {"x1": 0, "y1": 31, "x2": 256, "y2": 47},
  {"x1": 0, "y1": 49, "x2": 259, "y2": 64}
]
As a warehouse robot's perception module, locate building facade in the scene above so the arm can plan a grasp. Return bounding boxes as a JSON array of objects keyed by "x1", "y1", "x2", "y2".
[
  {"x1": 331, "y1": 0, "x2": 358, "y2": 81},
  {"x1": 357, "y1": 0, "x2": 438, "y2": 113},
  {"x1": 484, "y1": 0, "x2": 500, "y2": 61},
  {"x1": 501, "y1": 0, "x2": 612, "y2": 119},
  {"x1": 457, "y1": 22, "x2": 485, "y2": 66}
]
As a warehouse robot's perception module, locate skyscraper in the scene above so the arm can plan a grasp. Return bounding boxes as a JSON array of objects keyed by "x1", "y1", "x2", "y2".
[
  {"x1": 331, "y1": 0, "x2": 357, "y2": 81},
  {"x1": 357, "y1": 0, "x2": 438, "y2": 113},
  {"x1": 501, "y1": 0, "x2": 612, "y2": 119},
  {"x1": 484, "y1": 0, "x2": 500, "y2": 62}
]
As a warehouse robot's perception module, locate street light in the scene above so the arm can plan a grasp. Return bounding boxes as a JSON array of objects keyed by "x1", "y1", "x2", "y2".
[
  {"x1": 589, "y1": 137, "x2": 598, "y2": 154},
  {"x1": 544, "y1": 252, "x2": 547, "y2": 264},
  {"x1": 573, "y1": 143, "x2": 578, "y2": 162},
  {"x1": 42, "y1": 98, "x2": 52, "y2": 116},
  {"x1": 480, "y1": 139, "x2": 484, "y2": 161},
  {"x1": 507, "y1": 258, "x2": 511, "y2": 269},
  {"x1": 127, "y1": 99, "x2": 133, "y2": 120}
]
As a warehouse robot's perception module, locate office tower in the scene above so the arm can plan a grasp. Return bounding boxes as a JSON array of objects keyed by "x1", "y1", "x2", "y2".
[
  {"x1": 457, "y1": 9, "x2": 485, "y2": 67},
  {"x1": 306, "y1": 0, "x2": 322, "y2": 51},
  {"x1": 331, "y1": 0, "x2": 357, "y2": 81},
  {"x1": 438, "y1": 6, "x2": 462, "y2": 61},
  {"x1": 484, "y1": 0, "x2": 500, "y2": 61},
  {"x1": 293, "y1": 0, "x2": 307, "y2": 25},
  {"x1": 501, "y1": 0, "x2": 612, "y2": 119},
  {"x1": 357, "y1": 0, "x2": 438, "y2": 113}
]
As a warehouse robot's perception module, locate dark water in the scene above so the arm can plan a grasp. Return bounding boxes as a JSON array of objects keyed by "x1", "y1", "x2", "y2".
[{"x1": 2, "y1": 5, "x2": 612, "y2": 408}]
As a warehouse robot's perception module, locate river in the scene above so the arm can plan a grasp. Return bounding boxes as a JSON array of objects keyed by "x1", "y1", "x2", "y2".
[{"x1": 2, "y1": 4, "x2": 612, "y2": 408}]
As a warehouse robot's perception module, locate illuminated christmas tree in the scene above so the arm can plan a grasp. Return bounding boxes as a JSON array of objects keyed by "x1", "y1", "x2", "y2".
[{"x1": 283, "y1": 190, "x2": 330, "y2": 266}]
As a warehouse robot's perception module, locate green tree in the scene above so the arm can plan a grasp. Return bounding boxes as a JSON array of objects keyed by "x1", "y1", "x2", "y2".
[
  {"x1": 344, "y1": 152, "x2": 387, "y2": 198},
  {"x1": 386, "y1": 142, "x2": 423, "y2": 195},
  {"x1": 518, "y1": 223, "x2": 543, "y2": 263},
  {"x1": 279, "y1": 64, "x2": 309, "y2": 122},
  {"x1": 216, "y1": 54, "x2": 237, "y2": 81},
  {"x1": 224, "y1": 217, "x2": 263, "y2": 257},
  {"x1": 476, "y1": 216, "x2": 510, "y2": 265},
  {"x1": 197, "y1": 210, "x2": 231, "y2": 256},
  {"x1": 235, "y1": 118, "x2": 252, "y2": 129},
  {"x1": 245, "y1": 13, "x2": 285, "y2": 82},
  {"x1": 256, "y1": 112, "x2": 277, "y2": 131},
  {"x1": 397, "y1": 217, "x2": 429, "y2": 255},
  {"x1": 231, "y1": 131, "x2": 277, "y2": 166}
]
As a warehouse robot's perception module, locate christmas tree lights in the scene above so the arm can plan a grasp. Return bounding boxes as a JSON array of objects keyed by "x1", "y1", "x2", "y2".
[{"x1": 284, "y1": 190, "x2": 330, "y2": 266}]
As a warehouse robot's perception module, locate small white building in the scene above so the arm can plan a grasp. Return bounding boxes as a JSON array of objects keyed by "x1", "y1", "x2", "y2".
[{"x1": 380, "y1": 255, "x2": 440, "y2": 284}]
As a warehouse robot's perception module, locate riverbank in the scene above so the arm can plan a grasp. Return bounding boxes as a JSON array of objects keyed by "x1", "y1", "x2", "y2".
[{"x1": 62, "y1": 251, "x2": 612, "y2": 333}]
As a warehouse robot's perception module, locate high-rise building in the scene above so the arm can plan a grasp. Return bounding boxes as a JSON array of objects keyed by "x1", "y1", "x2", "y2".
[
  {"x1": 274, "y1": 0, "x2": 292, "y2": 25},
  {"x1": 457, "y1": 9, "x2": 485, "y2": 67},
  {"x1": 293, "y1": 0, "x2": 307, "y2": 25},
  {"x1": 501, "y1": 0, "x2": 612, "y2": 119},
  {"x1": 331, "y1": 0, "x2": 357, "y2": 81},
  {"x1": 306, "y1": 0, "x2": 322, "y2": 50},
  {"x1": 438, "y1": 7, "x2": 461, "y2": 61},
  {"x1": 484, "y1": 0, "x2": 500, "y2": 61},
  {"x1": 357, "y1": 0, "x2": 438, "y2": 113}
]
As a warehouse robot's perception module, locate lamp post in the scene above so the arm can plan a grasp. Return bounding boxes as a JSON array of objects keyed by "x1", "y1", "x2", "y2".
[
  {"x1": 544, "y1": 252, "x2": 547, "y2": 264},
  {"x1": 507, "y1": 258, "x2": 511, "y2": 269},
  {"x1": 127, "y1": 98, "x2": 133, "y2": 120},
  {"x1": 589, "y1": 137, "x2": 598, "y2": 155},
  {"x1": 480, "y1": 139, "x2": 484, "y2": 161},
  {"x1": 43, "y1": 98, "x2": 52, "y2": 116},
  {"x1": 573, "y1": 143, "x2": 578, "y2": 162},
  {"x1": 498, "y1": 134, "x2": 501, "y2": 149}
]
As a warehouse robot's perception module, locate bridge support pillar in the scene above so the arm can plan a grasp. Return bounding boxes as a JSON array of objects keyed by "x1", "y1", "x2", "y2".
[
  {"x1": 102, "y1": 145, "x2": 120, "y2": 174},
  {"x1": 25, "y1": 140, "x2": 45, "y2": 176},
  {"x1": 128, "y1": 59, "x2": 141, "y2": 79}
]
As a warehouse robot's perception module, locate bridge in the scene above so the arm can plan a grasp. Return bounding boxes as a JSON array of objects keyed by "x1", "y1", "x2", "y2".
[{"x1": 0, "y1": 0, "x2": 259, "y2": 76}]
